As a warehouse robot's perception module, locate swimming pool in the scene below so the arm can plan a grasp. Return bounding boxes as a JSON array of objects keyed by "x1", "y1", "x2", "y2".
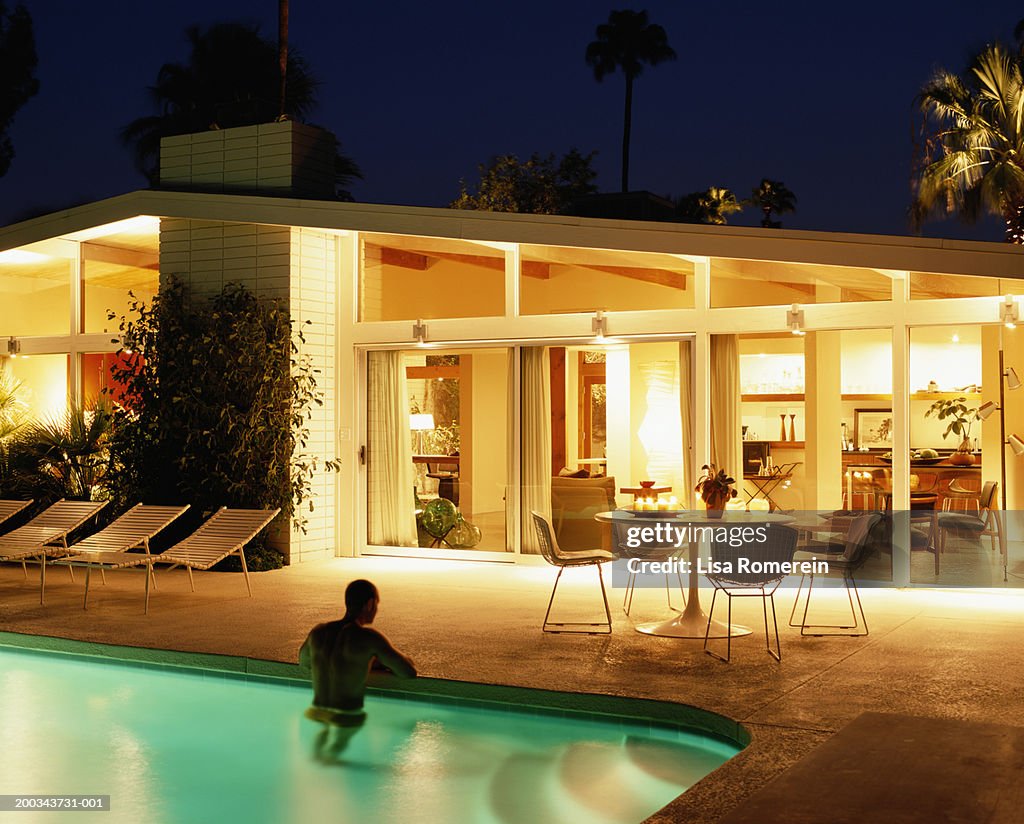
[{"x1": 0, "y1": 646, "x2": 739, "y2": 823}]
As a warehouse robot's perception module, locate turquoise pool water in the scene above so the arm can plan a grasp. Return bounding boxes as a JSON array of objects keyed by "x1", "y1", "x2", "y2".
[{"x1": 0, "y1": 648, "x2": 738, "y2": 823}]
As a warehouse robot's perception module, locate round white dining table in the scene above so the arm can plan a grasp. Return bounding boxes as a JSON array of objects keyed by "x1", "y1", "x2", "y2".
[{"x1": 595, "y1": 510, "x2": 795, "y2": 639}]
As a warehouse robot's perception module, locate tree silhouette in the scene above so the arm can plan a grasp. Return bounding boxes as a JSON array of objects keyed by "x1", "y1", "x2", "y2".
[
  {"x1": 748, "y1": 178, "x2": 797, "y2": 228},
  {"x1": 122, "y1": 22, "x2": 360, "y2": 197},
  {"x1": 913, "y1": 43, "x2": 1024, "y2": 242},
  {"x1": 676, "y1": 187, "x2": 744, "y2": 225},
  {"x1": 451, "y1": 149, "x2": 598, "y2": 214},
  {"x1": 586, "y1": 10, "x2": 676, "y2": 193},
  {"x1": 0, "y1": 2, "x2": 39, "y2": 179}
]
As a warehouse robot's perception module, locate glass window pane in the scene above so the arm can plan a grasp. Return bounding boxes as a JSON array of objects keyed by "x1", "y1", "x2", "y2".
[
  {"x1": 82, "y1": 236, "x2": 159, "y2": 333},
  {"x1": 711, "y1": 257, "x2": 891, "y2": 307},
  {"x1": 520, "y1": 244, "x2": 694, "y2": 314},
  {"x1": 0, "y1": 244, "x2": 71, "y2": 336},
  {"x1": 5, "y1": 353, "x2": 68, "y2": 421},
  {"x1": 910, "y1": 271, "x2": 1009, "y2": 300},
  {"x1": 360, "y1": 234, "x2": 505, "y2": 321}
]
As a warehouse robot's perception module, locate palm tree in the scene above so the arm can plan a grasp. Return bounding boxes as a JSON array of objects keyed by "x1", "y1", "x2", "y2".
[
  {"x1": 122, "y1": 22, "x2": 360, "y2": 197},
  {"x1": 913, "y1": 43, "x2": 1024, "y2": 243},
  {"x1": 748, "y1": 178, "x2": 797, "y2": 228},
  {"x1": 676, "y1": 187, "x2": 744, "y2": 225},
  {"x1": 586, "y1": 10, "x2": 676, "y2": 192}
]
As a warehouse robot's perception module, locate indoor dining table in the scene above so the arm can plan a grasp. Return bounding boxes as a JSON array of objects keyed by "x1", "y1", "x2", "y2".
[{"x1": 595, "y1": 509, "x2": 795, "y2": 638}]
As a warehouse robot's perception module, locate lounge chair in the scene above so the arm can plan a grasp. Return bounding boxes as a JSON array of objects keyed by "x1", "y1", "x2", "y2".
[
  {"x1": 50, "y1": 504, "x2": 190, "y2": 613},
  {"x1": 154, "y1": 507, "x2": 281, "y2": 598},
  {"x1": 0, "y1": 499, "x2": 108, "y2": 603}
]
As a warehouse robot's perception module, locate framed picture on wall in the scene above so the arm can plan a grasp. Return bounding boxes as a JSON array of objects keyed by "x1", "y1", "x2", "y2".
[{"x1": 854, "y1": 409, "x2": 894, "y2": 449}]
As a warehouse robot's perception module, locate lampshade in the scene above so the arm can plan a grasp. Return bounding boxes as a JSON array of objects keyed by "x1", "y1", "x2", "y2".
[
  {"x1": 1006, "y1": 367, "x2": 1021, "y2": 391},
  {"x1": 1009, "y1": 433, "x2": 1024, "y2": 457},
  {"x1": 409, "y1": 413, "x2": 436, "y2": 432},
  {"x1": 977, "y1": 401, "x2": 998, "y2": 420}
]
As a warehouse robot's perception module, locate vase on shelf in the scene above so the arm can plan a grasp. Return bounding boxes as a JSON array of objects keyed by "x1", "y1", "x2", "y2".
[
  {"x1": 949, "y1": 437, "x2": 975, "y2": 466},
  {"x1": 779, "y1": 414, "x2": 787, "y2": 441},
  {"x1": 788, "y1": 414, "x2": 796, "y2": 442}
]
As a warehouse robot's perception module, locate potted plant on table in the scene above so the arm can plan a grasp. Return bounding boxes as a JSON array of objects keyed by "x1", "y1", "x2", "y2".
[
  {"x1": 695, "y1": 464, "x2": 738, "y2": 518},
  {"x1": 924, "y1": 396, "x2": 978, "y2": 466}
]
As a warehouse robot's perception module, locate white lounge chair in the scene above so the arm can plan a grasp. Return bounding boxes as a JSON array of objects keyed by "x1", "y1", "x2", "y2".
[
  {"x1": 0, "y1": 499, "x2": 108, "y2": 603},
  {"x1": 154, "y1": 507, "x2": 281, "y2": 599},
  {"x1": 50, "y1": 504, "x2": 190, "y2": 613}
]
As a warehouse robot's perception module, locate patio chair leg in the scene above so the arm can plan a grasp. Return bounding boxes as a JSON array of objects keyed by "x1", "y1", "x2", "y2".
[
  {"x1": 597, "y1": 563, "x2": 611, "y2": 629},
  {"x1": 83, "y1": 566, "x2": 91, "y2": 610},
  {"x1": 704, "y1": 589, "x2": 732, "y2": 663},
  {"x1": 542, "y1": 567, "x2": 564, "y2": 632},
  {"x1": 767, "y1": 592, "x2": 781, "y2": 662},
  {"x1": 100, "y1": 568, "x2": 106, "y2": 585},
  {"x1": 68, "y1": 564, "x2": 76, "y2": 582},
  {"x1": 543, "y1": 564, "x2": 611, "y2": 634},
  {"x1": 187, "y1": 566, "x2": 195, "y2": 592},
  {"x1": 21, "y1": 560, "x2": 27, "y2": 579},
  {"x1": 789, "y1": 573, "x2": 807, "y2": 627},
  {"x1": 149, "y1": 566, "x2": 157, "y2": 590},
  {"x1": 144, "y1": 563, "x2": 151, "y2": 615},
  {"x1": 239, "y1": 549, "x2": 252, "y2": 597},
  {"x1": 623, "y1": 570, "x2": 635, "y2": 615}
]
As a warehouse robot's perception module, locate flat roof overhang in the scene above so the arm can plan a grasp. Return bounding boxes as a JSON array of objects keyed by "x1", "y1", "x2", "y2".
[{"x1": 1, "y1": 189, "x2": 1023, "y2": 280}]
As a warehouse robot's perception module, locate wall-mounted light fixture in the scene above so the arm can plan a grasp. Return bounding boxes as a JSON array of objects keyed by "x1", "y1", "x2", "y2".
[
  {"x1": 412, "y1": 319, "x2": 428, "y2": 346},
  {"x1": 592, "y1": 310, "x2": 607, "y2": 340},
  {"x1": 787, "y1": 303, "x2": 805, "y2": 336},
  {"x1": 999, "y1": 294, "x2": 1019, "y2": 329},
  {"x1": 977, "y1": 400, "x2": 998, "y2": 420},
  {"x1": 6, "y1": 336, "x2": 19, "y2": 358}
]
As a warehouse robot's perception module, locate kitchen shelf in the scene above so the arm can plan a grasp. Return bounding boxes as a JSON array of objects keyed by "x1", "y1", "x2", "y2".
[{"x1": 742, "y1": 392, "x2": 981, "y2": 402}]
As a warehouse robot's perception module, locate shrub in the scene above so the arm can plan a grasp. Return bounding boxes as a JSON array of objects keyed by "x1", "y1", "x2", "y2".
[{"x1": 106, "y1": 277, "x2": 337, "y2": 570}]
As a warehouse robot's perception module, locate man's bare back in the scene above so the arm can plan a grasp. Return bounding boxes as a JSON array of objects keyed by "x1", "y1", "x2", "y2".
[{"x1": 301, "y1": 618, "x2": 416, "y2": 711}]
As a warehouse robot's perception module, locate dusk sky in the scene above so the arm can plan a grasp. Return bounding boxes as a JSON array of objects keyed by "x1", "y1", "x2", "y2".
[{"x1": 3, "y1": 1, "x2": 1023, "y2": 240}]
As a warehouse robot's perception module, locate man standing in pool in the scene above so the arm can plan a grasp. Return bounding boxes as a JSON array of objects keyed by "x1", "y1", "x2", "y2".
[{"x1": 299, "y1": 579, "x2": 417, "y2": 758}]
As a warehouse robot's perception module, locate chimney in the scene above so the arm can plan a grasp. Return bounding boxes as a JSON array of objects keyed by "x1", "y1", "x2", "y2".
[{"x1": 158, "y1": 121, "x2": 336, "y2": 200}]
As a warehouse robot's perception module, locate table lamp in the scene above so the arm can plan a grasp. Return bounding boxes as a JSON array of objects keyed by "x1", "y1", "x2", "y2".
[{"x1": 410, "y1": 413, "x2": 435, "y2": 454}]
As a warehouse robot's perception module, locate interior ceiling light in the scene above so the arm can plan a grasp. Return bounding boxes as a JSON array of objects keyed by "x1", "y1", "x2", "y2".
[
  {"x1": 64, "y1": 215, "x2": 160, "y2": 242},
  {"x1": 951, "y1": 333, "x2": 960, "y2": 343},
  {"x1": 592, "y1": 310, "x2": 607, "y2": 340},
  {"x1": 787, "y1": 303, "x2": 805, "y2": 336},
  {"x1": 1000, "y1": 294, "x2": 1020, "y2": 329},
  {"x1": 0, "y1": 249, "x2": 49, "y2": 264}
]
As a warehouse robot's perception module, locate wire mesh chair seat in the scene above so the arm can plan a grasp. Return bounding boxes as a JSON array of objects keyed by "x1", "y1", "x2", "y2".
[
  {"x1": 703, "y1": 524, "x2": 799, "y2": 662},
  {"x1": 531, "y1": 510, "x2": 613, "y2": 634},
  {"x1": 789, "y1": 512, "x2": 882, "y2": 637}
]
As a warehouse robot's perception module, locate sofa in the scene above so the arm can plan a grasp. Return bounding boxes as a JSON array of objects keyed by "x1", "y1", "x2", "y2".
[{"x1": 550, "y1": 474, "x2": 616, "y2": 552}]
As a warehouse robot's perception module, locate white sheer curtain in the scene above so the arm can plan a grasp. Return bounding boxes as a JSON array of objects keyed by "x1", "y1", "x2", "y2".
[
  {"x1": 520, "y1": 347, "x2": 551, "y2": 554},
  {"x1": 710, "y1": 334, "x2": 742, "y2": 483},
  {"x1": 678, "y1": 339, "x2": 694, "y2": 497},
  {"x1": 366, "y1": 350, "x2": 417, "y2": 547}
]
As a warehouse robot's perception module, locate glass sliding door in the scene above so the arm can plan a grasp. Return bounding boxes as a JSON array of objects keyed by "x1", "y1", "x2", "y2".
[{"x1": 364, "y1": 347, "x2": 511, "y2": 557}]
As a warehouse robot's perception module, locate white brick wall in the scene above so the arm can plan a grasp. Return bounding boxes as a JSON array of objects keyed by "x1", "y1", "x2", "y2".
[{"x1": 158, "y1": 218, "x2": 339, "y2": 563}]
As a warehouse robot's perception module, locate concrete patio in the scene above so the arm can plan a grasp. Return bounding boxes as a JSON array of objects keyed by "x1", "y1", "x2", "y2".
[{"x1": 2, "y1": 554, "x2": 1023, "y2": 822}]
